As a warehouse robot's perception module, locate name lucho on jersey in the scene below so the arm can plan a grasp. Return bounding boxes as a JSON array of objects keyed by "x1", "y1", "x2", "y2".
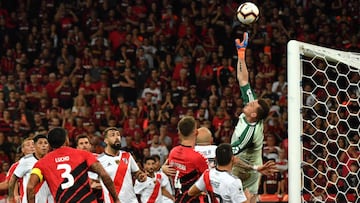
[
  {"x1": 55, "y1": 156, "x2": 70, "y2": 163},
  {"x1": 169, "y1": 161, "x2": 186, "y2": 171}
]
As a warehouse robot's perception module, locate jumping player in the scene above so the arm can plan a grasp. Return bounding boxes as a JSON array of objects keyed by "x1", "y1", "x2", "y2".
[{"x1": 231, "y1": 32, "x2": 270, "y2": 203}]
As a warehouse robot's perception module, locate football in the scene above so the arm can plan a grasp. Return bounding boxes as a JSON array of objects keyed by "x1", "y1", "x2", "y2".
[{"x1": 236, "y1": 2, "x2": 259, "y2": 25}]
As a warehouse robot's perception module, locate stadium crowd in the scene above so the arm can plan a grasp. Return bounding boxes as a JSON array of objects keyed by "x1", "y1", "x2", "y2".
[{"x1": 0, "y1": 0, "x2": 359, "y2": 202}]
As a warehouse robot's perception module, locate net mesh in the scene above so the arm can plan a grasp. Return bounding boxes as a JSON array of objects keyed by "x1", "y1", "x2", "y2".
[{"x1": 300, "y1": 53, "x2": 360, "y2": 202}]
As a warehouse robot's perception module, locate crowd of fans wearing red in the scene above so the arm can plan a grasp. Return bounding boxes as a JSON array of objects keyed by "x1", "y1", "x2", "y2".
[{"x1": 0, "y1": 0, "x2": 359, "y2": 200}]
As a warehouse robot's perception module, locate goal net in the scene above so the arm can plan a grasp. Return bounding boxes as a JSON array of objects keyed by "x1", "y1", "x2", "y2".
[{"x1": 287, "y1": 40, "x2": 360, "y2": 203}]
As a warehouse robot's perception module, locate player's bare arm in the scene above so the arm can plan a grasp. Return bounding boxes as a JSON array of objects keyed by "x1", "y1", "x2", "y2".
[
  {"x1": 235, "y1": 32, "x2": 249, "y2": 86},
  {"x1": 161, "y1": 159, "x2": 177, "y2": 177},
  {"x1": 0, "y1": 180, "x2": 8, "y2": 190},
  {"x1": 91, "y1": 162, "x2": 121, "y2": 203},
  {"x1": 161, "y1": 186, "x2": 175, "y2": 201},
  {"x1": 234, "y1": 158, "x2": 278, "y2": 175},
  {"x1": 256, "y1": 160, "x2": 278, "y2": 176},
  {"x1": 188, "y1": 184, "x2": 202, "y2": 197},
  {"x1": 89, "y1": 178, "x2": 102, "y2": 190},
  {"x1": 26, "y1": 174, "x2": 40, "y2": 203},
  {"x1": 7, "y1": 175, "x2": 18, "y2": 203}
]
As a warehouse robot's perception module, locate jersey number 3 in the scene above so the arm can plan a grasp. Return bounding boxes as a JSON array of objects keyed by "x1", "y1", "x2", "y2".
[{"x1": 57, "y1": 164, "x2": 75, "y2": 189}]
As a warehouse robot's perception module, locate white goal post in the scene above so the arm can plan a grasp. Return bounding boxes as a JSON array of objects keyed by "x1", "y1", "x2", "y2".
[{"x1": 287, "y1": 40, "x2": 360, "y2": 203}]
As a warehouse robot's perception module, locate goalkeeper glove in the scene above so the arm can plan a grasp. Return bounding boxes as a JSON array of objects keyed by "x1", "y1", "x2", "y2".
[{"x1": 235, "y1": 32, "x2": 248, "y2": 59}]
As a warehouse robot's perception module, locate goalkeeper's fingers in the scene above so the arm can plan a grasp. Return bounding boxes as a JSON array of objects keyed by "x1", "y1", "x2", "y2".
[{"x1": 242, "y1": 32, "x2": 249, "y2": 46}]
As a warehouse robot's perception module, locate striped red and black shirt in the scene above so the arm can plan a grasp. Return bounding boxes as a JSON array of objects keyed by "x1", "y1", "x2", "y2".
[{"x1": 32, "y1": 146, "x2": 97, "y2": 203}]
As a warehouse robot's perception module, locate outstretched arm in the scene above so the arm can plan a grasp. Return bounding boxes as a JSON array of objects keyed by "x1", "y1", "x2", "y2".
[
  {"x1": 234, "y1": 158, "x2": 278, "y2": 175},
  {"x1": 235, "y1": 32, "x2": 249, "y2": 87}
]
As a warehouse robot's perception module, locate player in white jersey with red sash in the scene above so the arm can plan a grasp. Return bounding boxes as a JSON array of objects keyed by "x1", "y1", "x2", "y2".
[
  {"x1": 98, "y1": 127, "x2": 146, "y2": 203},
  {"x1": 0, "y1": 138, "x2": 35, "y2": 201},
  {"x1": 134, "y1": 156, "x2": 175, "y2": 203},
  {"x1": 152, "y1": 154, "x2": 174, "y2": 203},
  {"x1": 8, "y1": 134, "x2": 53, "y2": 203},
  {"x1": 189, "y1": 143, "x2": 248, "y2": 203}
]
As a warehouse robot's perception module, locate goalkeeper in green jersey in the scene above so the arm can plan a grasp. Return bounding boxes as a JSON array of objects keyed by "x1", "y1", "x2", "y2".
[{"x1": 231, "y1": 32, "x2": 271, "y2": 203}]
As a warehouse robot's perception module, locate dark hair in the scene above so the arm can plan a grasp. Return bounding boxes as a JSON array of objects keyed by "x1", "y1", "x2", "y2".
[
  {"x1": 103, "y1": 127, "x2": 119, "y2": 138},
  {"x1": 75, "y1": 134, "x2": 90, "y2": 146},
  {"x1": 151, "y1": 154, "x2": 160, "y2": 162},
  {"x1": 257, "y1": 99, "x2": 270, "y2": 120},
  {"x1": 143, "y1": 156, "x2": 156, "y2": 164},
  {"x1": 33, "y1": 134, "x2": 47, "y2": 143},
  {"x1": 177, "y1": 116, "x2": 196, "y2": 137},
  {"x1": 215, "y1": 143, "x2": 233, "y2": 166},
  {"x1": 47, "y1": 127, "x2": 67, "y2": 149}
]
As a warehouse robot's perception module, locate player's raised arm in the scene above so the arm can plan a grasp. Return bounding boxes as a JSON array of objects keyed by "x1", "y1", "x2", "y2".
[{"x1": 235, "y1": 32, "x2": 249, "y2": 87}]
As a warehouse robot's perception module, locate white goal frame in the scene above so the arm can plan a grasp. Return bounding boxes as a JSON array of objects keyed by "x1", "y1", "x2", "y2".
[{"x1": 287, "y1": 40, "x2": 360, "y2": 203}]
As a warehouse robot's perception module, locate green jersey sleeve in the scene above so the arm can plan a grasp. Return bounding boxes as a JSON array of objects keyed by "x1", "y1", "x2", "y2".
[{"x1": 240, "y1": 84, "x2": 257, "y2": 105}]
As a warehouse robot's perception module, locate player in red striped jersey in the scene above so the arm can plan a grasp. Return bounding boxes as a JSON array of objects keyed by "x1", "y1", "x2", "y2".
[
  {"x1": 26, "y1": 127, "x2": 120, "y2": 203},
  {"x1": 166, "y1": 116, "x2": 209, "y2": 203}
]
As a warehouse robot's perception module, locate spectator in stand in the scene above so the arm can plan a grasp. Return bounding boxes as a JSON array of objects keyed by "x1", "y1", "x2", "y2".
[
  {"x1": 168, "y1": 80, "x2": 182, "y2": 106},
  {"x1": 188, "y1": 85, "x2": 200, "y2": 110},
  {"x1": 55, "y1": 76, "x2": 75, "y2": 109},
  {"x1": 216, "y1": 57, "x2": 235, "y2": 89},
  {"x1": 309, "y1": 163, "x2": 327, "y2": 201},
  {"x1": 214, "y1": 119, "x2": 233, "y2": 144},
  {"x1": 172, "y1": 55, "x2": 191, "y2": 81},
  {"x1": 119, "y1": 66, "x2": 137, "y2": 104},
  {"x1": 123, "y1": 117, "x2": 142, "y2": 138},
  {"x1": 263, "y1": 134, "x2": 281, "y2": 162},
  {"x1": 25, "y1": 74, "x2": 45, "y2": 111},
  {"x1": 141, "y1": 80, "x2": 162, "y2": 105},
  {"x1": 149, "y1": 134, "x2": 169, "y2": 165},
  {"x1": 195, "y1": 56, "x2": 213, "y2": 98},
  {"x1": 212, "y1": 107, "x2": 229, "y2": 132},
  {"x1": 326, "y1": 170, "x2": 338, "y2": 198},
  {"x1": 173, "y1": 95, "x2": 190, "y2": 119},
  {"x1": 260, "y1": 169, "x2": 282, "y2": 196}
]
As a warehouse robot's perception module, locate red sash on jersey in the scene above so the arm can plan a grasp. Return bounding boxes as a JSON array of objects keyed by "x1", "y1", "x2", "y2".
[
  {"x1": 203, "y1": 169, "x2": 218, "y2": 203},
  {"x1": 112, "y1": 152, "x2": 130, "y2": 202},
  {"x1": 148, "y1": 173, "x2": 162, "y2": 203}
]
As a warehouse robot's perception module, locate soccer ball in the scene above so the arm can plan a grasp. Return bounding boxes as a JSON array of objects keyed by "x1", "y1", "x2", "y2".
[{"x1": 236, "y1": 2, "x2": 259, "y2": 25}]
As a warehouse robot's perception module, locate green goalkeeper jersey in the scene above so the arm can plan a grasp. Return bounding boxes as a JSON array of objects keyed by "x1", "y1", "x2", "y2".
[{"x1": 231, "y1": 84, "x2": 264, "y2": 166}]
